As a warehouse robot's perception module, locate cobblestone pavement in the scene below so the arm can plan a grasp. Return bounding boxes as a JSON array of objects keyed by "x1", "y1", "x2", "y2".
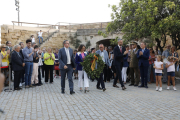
[{"x1": 0, "y1": 78, "x2": 180, "y2": 120}]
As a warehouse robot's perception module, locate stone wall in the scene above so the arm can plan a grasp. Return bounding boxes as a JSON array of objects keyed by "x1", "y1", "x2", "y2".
[
  {"x1": 1, "y1": 25, "x2": 49, "y2": 46},
  {"x1": 59, "y1": 22, "x2": 109, "y2": 31}
]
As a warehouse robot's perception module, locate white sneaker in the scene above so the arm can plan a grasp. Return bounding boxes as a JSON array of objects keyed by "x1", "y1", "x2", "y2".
[
  {"x1": 19, "y1": 83, "x2": 22, "y2": 87},
  {"x1": 173, "y1": 87, "x2": 177, "y2": 91},
  {"x1": 156, "y1": 86, "x2": 159, "y2": 91},
  {"x1": 167, "y1": 86, "x2": 170, "y2": 90},
  {"x1": 159, "y1": 87, "x2": 162, "y2": 92}
]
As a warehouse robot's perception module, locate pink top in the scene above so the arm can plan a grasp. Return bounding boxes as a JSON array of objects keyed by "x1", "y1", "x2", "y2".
[{"x1": 81, "y1": 53, "x2": 85, "y2": 59}]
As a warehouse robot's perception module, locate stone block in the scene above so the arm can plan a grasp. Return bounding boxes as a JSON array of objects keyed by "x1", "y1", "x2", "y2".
[{"x1": 1, "y1": 30, "x2": 8, "y2": 33}]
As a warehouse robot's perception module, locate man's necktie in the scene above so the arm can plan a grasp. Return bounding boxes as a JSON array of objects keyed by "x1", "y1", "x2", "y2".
[{"x1": 120, "y1": 47, "x2": 122, "y2": 53}]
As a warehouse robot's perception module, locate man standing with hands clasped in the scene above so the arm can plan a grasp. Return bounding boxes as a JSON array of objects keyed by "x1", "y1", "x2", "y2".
[
  {"x1": 59, "y1": 40, "x2": 76, "y2": 95},
  {"x1": 137, "y1": 42, "x2": 150, "y2": 88},
  {"x1": 23, "y1": 39, "x2": 37, "y2": 88},
  {"x1": 11, "y1": 45, "x2": 25, "y2": 90},
  {"x1": 113, "y1": 39, "x2": 127, "y2": 90}
]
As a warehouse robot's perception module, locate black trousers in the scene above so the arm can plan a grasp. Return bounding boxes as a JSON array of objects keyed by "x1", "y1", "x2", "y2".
[
  {"x1": 104, "y1": 65, "x2": 110, "y2": 82},
  {"x1": 38, "y1": 66, "x2": 42, "y2": 84},
  {"x1": 97, "y1": 73, "x2": 105, "y2": 89},
  {"x1": 42, "y1": 61, "x2": 45, "y2": 77},
  {"x1": 45, "y1": 65, "x2": 54, "y2": 83},
  {"x1": 113, "y1": 65, "x2": 124, "y2": 87},
  {"x1": 14, "y1": 70, "x2": 22, "y2": 89}
]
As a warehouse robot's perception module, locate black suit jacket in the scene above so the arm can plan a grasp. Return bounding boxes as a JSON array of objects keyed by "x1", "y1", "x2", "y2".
[
  {"x1": 20, "y1": 49, "x2": 24, "y2": 59},
  {"x1": 11, "y1": 51, "x2": 24, "y2": 71},
  {"x1": 113, "y1": 45, "x2": 126, "y2": 66}
]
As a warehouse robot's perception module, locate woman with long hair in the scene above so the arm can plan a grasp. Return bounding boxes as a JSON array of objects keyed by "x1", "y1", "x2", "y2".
[{"x1": 75, "y1": 44, "x2": 89, "y2": 93}]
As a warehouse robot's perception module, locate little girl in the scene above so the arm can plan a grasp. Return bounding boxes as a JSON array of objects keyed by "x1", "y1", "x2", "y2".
[
  {"x1": 153, "y1": 55, "x2": 163, "y2": 91},
  {"x1": 166, "y1": 56, "x2": 178, "y2": 91}
]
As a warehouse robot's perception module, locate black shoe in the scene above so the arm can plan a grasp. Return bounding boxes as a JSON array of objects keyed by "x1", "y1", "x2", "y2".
[
  {"x1": 138, "y1": 85, "x2": 144, "y2": 88},
  {"x1": 17, "y1": 87, "x2": 22, "y2": 89},
  {"x1": 103, "y1": 88, "x2": 106, "y2": 92},
  {"x1": 97, "y1": 87, "x2": 102, "y2": 90},
  {"x1": 36, "y1": 83, "x2": 41, "y2": 86},
  {"x1": 134, "y1": 84, "x2": 138, "y2": 87},
  {"x1": 129, "y1": 84, "x2": 134, "y2": 86},
  {"x1": 70, "y1": 91, "x2": 75, "y2": 95},
  {"x1": 32, "y1": 84, "x2": 36, "y2": 87},
  {"x1": 144, "y1": 86, "x2": 148, "y2": 88},
  {"x1": 96, "y1": 85, "x2": 102, "y2": 90},
  {"x1": 122, "y1": 87, "x2": 126, "y2": 90},
  {"x1": 14, "y1": 88, "x2": 21, "y2": 91},
  {"x1": 61, "y1": 90, "x2": 65, "y2": 94}
]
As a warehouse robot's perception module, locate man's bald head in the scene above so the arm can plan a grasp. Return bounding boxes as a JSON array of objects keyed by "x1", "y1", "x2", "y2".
[{"x1": 99, "y1": 44, "x2": 104, "y2": 52}]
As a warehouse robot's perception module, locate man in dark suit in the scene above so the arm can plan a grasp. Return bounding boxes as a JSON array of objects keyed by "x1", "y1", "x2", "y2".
[
  {"x1": 11, "y1": 44, "x2": 25, "y2": 91},
  {"x1": 19, "y1": 42, "x2": 25, "y2": 85},
  {"x1": 113, "y1": 39, "x2": 127, "y2": 90},
  {"x1": 59, "y1": 40, "x2": 76, "y2": 95},
  {"x1": 137, "y1": 42, "x2": 150, "y2": 88}
]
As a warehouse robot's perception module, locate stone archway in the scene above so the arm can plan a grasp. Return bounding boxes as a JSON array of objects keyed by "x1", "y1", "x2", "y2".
[{"x1": 96, "y1": 39, "x2": 116, "y2": 49}]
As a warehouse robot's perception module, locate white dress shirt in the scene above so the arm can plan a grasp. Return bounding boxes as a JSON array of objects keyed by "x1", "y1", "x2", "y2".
[
  {"x1": 64, "y1": 47, "x2": 71, "y2": 64},
  {"x1": 100, "y1": 51, "x2": 105, "y2": 62}
]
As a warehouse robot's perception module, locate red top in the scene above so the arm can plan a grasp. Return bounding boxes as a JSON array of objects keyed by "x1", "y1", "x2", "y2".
[{"x1": 149, "y1": 55, "x2": 155, "y2": 64}]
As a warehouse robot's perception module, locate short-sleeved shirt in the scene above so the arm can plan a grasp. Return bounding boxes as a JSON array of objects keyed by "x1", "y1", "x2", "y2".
[
  {"x1": 1, "y1": 51, "x2": 9, "y2": 66},
  {"x1": 38, "y1": 32, "x2": 43, "y2": 37},
  {"x1": 22, "y1": 46, "x2": 34, "y2": 62},
  {"x1": 162, "y1": 49, "x2": 170, "y2": 58},
  {"x1": 154, "y1": 61, "x2": 163, "y2": 73},
  {"x1": 44, "y1": 53, "x2": 55, "y2": 65},
  {"x1": 167, "y1": 61, "x2": 175, "y2": 72}
]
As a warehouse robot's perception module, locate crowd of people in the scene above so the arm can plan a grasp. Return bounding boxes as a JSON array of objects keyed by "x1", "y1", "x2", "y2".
[{"x1": 0, "y1": 37, "x2": 179, "y2": 93}]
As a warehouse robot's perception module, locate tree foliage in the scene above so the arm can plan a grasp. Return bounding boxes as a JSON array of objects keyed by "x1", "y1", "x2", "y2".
[
  {"x1": 86, "y1": 40, "x2": 91, "y2": 49},
  {"x1": 105, "y1": 0, "x2": 180, "y2": 51},
  {"x1": 69, "y1": 33, "x2": 82, "y2": 49}
]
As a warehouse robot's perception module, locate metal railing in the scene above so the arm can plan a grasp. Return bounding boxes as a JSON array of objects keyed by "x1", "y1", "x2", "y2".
[{"x1": 11, "y1": 21, "x2": 110, "y2": 45}]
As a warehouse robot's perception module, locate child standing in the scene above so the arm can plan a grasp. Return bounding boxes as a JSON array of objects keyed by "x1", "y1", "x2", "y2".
[
  {"x1": 166, "y1": 56, "x2": 179, "y2": 91},
  {"x1": 153, "y1": 55, "x2": 163, "y2": 91}
]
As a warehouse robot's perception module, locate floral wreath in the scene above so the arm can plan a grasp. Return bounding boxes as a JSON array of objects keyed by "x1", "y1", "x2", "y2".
[{"x1": 80, "y1": 53, "x2": 105, "y2": 79}]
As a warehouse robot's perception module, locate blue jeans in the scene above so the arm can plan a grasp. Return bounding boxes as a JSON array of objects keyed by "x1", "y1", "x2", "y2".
[
  {"x1": 38, "y1": 36, "x2": 43, "y2": 44},
  {"x1": 25, "y1": 62, "x2": 33, "y2": 86},
  {"x1": 147, "y1": 64, "x2": 156, "y2": 82}
]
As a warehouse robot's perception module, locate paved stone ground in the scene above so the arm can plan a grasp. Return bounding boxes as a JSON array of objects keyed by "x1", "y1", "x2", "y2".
[{"x1": 0, "y1": 78, "x2": 180, "y2": 120}]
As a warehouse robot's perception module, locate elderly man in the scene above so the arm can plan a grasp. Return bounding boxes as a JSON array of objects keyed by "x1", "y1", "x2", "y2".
[
  {"x1": 162, "y1": 45, "x2": 171, "y2": 83},
  {"x1": 113, "y1": 39, "x2": 127, "y2": 90},
  {"x1": 96, "y1": 44, "x2": 111, "y2": 91},
  {"x1": 11, "y1": 45, "x2": 25, "y2": 90},
  {"x1": 129, "y1": 42, "x2": 140, "y2": 86},
  {"x1": 137, "y1": 42, "x2": 150, "y2": 88}
]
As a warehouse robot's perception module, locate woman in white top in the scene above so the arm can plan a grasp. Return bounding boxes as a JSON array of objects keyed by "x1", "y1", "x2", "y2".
[
  {"x1": 165, "y1": 56, "x2": 178, "y2": 91},
  {"x1": 153, "y1": 55, "x2": 163, "y2": 91},
  {"x1": 31, "y1": 35, "x2": 35, "y2": 43}
]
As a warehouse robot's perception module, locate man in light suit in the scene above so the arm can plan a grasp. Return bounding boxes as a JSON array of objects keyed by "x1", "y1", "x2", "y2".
[
  {"x1": 96, "y1": 44, "x2": 111, "y2": 91},
  {"x1": 113, "y1": 39, "x2": 127, "y2": 90},
  {"x1": 137, "y1": 42, "x2": 150, "y2": 88},
  {"x1": 59, "y1": 40, "x2": 76, "y2": 95}
]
